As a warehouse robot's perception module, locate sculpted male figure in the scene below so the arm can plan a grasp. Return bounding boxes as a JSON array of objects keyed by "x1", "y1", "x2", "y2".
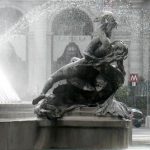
[
  {"x1": 86, "y1": 11, "x2": 117, "y2": 57},
  {"x1": 32, "y1": 12, "x2": 129, "y2": 119}
]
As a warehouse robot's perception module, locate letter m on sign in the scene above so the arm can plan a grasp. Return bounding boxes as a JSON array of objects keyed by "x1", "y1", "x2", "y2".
[{"x1": 129, "y1": 74, "x2": 139, "y2": 83}]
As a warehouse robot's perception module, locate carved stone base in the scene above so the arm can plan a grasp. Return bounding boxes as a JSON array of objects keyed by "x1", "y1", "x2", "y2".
[{"x1": 35, "y1": 116, "x2": 132, "y2": 149}]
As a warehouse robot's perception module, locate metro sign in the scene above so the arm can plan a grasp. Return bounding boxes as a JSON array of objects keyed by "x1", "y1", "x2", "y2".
[
  {"x1": 129, "y1": 74, "x2": 139, "y2": 86},
  {"x1": 129, "y1": 74, "x2": 139, "y2": 82}
]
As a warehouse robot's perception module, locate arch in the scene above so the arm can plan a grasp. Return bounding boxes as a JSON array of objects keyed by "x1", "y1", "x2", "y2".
[
  {"x1": 0, "y1": 6, "x2": 27, "y2": 34},
  {"x1": 51, "y1": 8, "x2": 94, "y2": 36},
  {"x1": 0, "y1": 3, "x2": 27, "y2": 15}
]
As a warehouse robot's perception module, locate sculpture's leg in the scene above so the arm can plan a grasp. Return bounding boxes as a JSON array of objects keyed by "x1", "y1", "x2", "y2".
[{"x1": 41, "y1": 60, "x2": 84, "y2": 95}]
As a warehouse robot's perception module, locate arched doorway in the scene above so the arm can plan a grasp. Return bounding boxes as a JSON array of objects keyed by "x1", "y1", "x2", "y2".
[
  {"x1": 50, "y1": 8, "x2": 93, "y2": 72},
  {"x1": 52, "y1": 8, "x2": 93, "y2": 36},
  {"x1": 56, "y1": 42, "x2": 82, "y2": 69}
]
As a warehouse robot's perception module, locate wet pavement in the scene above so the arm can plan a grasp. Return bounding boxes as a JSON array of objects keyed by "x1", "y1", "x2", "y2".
[
  {"x1": 127, "y1": 127, "x2": 150, "y2": 150},
  {"x1": 132, "y1": 127, "x2": 150, "y2": 145}
]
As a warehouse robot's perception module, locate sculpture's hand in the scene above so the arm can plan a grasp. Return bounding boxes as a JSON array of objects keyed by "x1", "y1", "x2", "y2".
[{"x1": 32, "y1": 93, "x2": 45, "y2": 105}]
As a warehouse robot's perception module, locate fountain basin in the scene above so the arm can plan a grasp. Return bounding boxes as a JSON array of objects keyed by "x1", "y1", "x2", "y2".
[
  {"x1": 0, "y1": 116, "x2": 132, "y2": 150},
  {"x1": 35, "y1": 116, "x2": 132, "y2": 150},
  {"x1": 0, "y1": 105, "x2": 132, "y2": 150}
]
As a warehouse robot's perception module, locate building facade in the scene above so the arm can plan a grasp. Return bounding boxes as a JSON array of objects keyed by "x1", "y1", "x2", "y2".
[{"x1": 0, "y1": 0, "x2": 149, "y2": 100}]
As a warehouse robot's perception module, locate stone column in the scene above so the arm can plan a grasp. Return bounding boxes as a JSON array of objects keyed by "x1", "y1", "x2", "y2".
[
  {"x1": 143, "y1": 31, "x2": 150, "y2": 79},
  {"x1": 28, "y1": 13, "x2": 47, "y2": 96},
  {"x1": 46, "y1": 32, "x2": 53, "y2": 77}
]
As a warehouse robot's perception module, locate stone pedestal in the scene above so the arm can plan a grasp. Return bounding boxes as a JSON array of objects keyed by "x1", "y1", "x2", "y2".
[{"x1": 35, "y1": 116, "x2": 132, "y2": 150}]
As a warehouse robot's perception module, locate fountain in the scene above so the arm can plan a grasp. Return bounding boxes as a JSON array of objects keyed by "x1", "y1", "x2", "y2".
[
  {"x1": 1, "y1": 0, "x2": 149, "y2": 149},
  {"x1": 32, "y1": 9, "x2": 132, "y2": 149}
]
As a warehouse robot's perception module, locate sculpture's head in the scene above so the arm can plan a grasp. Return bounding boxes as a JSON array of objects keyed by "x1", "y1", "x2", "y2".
[{"x1": 94, "y1": 11, "x2": 117, "y2": 38}]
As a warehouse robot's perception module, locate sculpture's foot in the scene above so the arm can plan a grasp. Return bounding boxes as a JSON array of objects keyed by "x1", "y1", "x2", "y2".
[
  {"x1": 34, "y1": 98, "x2": 78, "y2": 120},
  {"x1": 96, "y1": 96, "x2": 130, "y2": 119},
  {"x1": 34, "y1": 99, "x2": 63, "y2": 119}
]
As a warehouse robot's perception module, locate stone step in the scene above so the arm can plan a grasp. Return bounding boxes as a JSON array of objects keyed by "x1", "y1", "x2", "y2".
[
  {"x1": 0, "y1": 103, "x2": 36, "y2": 118},
  {"x1": 0, "y1": 103, "x2": 34, "y2": 111},
  {"x1": 0, "y1": 111, "x2": 36, "y2": 118}
]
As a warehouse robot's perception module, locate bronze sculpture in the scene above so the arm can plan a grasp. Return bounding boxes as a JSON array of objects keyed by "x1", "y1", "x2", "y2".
[{"x1": 32, "y1": 12, "x2": 129, "y2": 120}]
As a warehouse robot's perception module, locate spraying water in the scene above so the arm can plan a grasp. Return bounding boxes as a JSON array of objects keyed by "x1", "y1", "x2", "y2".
[
  {"x1": 0, "y1": 0, "x2": 148, "y2": 49},
  {"x1": 0, "y1": 67, "x2": 20, "y2": 103}
]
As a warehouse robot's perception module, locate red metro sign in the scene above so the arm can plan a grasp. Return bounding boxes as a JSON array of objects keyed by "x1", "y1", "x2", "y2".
[{"x1": 129, "y1": 74, "x2": 139, "y2": 83}]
